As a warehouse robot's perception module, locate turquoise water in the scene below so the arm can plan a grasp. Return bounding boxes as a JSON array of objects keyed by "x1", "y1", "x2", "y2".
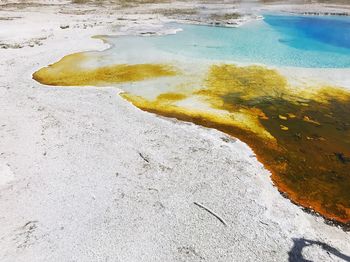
[{"x1": 105, "y1": 14, "x2": 350, "y2": 68}]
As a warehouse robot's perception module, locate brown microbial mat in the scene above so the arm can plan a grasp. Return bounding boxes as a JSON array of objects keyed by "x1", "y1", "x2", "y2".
[{"x1": 33, "y1": 54, "x2": 350, "y2": 226}]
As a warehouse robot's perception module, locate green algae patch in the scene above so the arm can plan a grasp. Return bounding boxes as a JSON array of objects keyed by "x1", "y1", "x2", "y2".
[
  {"x1": 123, "y1": 64, "x2": 350, "y2": 225},
  {"x1": 33, "y1": 53, "x2": 178, "y2": 86}
]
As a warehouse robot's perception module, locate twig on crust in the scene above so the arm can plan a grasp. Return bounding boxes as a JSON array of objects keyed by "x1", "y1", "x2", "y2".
[{"x1": 194, "y1": 201, "x2": 227, "y2": 226}]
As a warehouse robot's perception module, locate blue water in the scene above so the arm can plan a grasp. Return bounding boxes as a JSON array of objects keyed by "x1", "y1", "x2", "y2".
[
  {"x1": 106, "y1": 14, "x2": 350, "y2": 68},
  {"x1": 264, "y1": 15, "x2": 350, "y2": 50}
]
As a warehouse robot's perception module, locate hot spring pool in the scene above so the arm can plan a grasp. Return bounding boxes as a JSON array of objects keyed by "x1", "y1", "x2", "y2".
[{"x1": 33, "y1": 13, "x2": 350, "y2": 225}]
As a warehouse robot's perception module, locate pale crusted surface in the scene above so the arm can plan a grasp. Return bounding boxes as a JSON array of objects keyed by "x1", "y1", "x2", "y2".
[{"x1": 0, "y1": 1, "x2": 350, "y2": 262}]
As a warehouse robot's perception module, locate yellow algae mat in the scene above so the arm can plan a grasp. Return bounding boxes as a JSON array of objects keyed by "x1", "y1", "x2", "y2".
[{"x1": 33, "y1": 52, "x2": 350, "y2": 225}]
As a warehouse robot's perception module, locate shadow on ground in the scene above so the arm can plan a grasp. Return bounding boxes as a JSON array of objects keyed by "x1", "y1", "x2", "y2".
[{"x1": 288, "y1": 238, "x2": 350, "y2": 262}]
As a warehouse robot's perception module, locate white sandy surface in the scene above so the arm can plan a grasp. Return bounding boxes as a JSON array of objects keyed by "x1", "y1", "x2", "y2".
[{"x1": 0, "y1": 1, "x2": 350, "y2": 261}]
